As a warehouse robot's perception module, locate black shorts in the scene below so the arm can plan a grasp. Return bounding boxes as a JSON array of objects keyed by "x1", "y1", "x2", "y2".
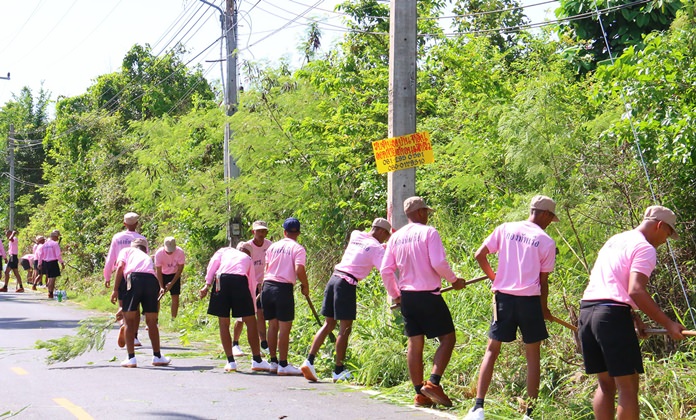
[
  {"x1": 207, "y1": 274, "x2": 255, "y2": 318},
  {"x1": 118, "y1": 276, "x2": 127, "y2": 301},
  {"x1": 20, "y1": 258, "x2": 31, "y2": 271},
  {"x1": 255, "y1": 283, "x2": 263, "y2": 310},
  {"x1": 43, "y1": 260, "x2": 61, "y2": 278},
  {"x1": 489, "y1": 292, "x2": 548, "y2": 344},
  {"x1": 261, "y1": 280, "x2": 295, "y2": 322},
  {"x1": 579, "y1": 300, "x2": 643, "y2": 376},
  {"x1": 122, "y1": 272, "x2": 160, "y2": 313},
  {"x1": 400, "y1": 291, "x2": 455, "y2": 338},
  {"x1": 162, "y1": 273, "x2": 181, "y2": 295},
  {"x1": 7, "y1": 255, "x2": 19, "y2": 269},
  {"x1": 321, "y1": 274, "x2": 357, "y2": 320}
]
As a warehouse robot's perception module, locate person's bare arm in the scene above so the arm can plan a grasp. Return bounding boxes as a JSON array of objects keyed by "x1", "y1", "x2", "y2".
[{"x1": 629, "y1": 271, "x2": 684, "y2": 340}]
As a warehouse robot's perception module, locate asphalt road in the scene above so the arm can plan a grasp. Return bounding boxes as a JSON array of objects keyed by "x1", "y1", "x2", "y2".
[{"x1": 0, "y1": 290, "x2": 451, "y2": 420}]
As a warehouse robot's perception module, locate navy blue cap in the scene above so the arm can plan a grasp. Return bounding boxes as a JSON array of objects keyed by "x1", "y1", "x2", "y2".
[{"x1": 283, "y1": 217, "x2": 301, "y2": 232}]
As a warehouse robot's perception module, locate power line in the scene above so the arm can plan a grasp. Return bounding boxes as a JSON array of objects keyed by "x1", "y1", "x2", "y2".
[{"x1": 0, "y1": 0, "x2": 47, "y2": 55}]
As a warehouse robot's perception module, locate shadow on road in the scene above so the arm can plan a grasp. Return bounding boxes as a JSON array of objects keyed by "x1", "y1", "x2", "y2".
[
  {"x1": 143, "y1": 411, "x2": 210, "y2": 419},
  {"x1": 0, "y1": 317, "x2": 81, "y2": 330}
]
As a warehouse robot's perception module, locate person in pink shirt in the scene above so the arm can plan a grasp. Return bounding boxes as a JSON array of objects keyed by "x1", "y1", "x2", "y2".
[
  {"x1": 199, "y1": 241, "x2": 271, "y2": 373},
  {"x1": 1, "y1": 230, "x2": 23, "y2": 292},
  {"x1": 105, "y1": 212, "x2": 148, "y2": 347},
  {"x1": 465, "y1": 195, "x2": 558, "y2": 420},
  {"x1": 0, "y1": 234, "x2": 6, "y2": 292},
  {"x1": 261, "y1": 217, "x2": 309, "y2": 376},
  {"x1": 232, "y1": 220, "x2": 272, "y2": 357},
  {"x1": 579, "y1": 205, "x2": 685, "y2": 420},
  {"x1": 154, "y1": 237, "x2": 186, "y2": 318},
  {"x1": 380, "y1": 197, "x2": 465, "y2": 408},
  {"x1": 20, "y1": 253, "x2": 34, "y2": 285},
  {"x1": 301, "y1": 217, "x2": 391, "y2": 383},
  {"x1": 109, "y1": 238, "x2": 170, "y2": 368},
  {"x1": 38, "y1": 230, "x2": 65, "y2": 300},
  {"x1": 31, "y1": 236, "x2": 45, "y2": 289}
]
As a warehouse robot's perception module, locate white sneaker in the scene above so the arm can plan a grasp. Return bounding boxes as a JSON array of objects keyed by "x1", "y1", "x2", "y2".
[
  {"x1": 133, "y1": 337, "x2": 142, "y2": 347},
  {"x1": 277, "y1": 363, "x2": 302, "y2": 376},
  {"x1": 232, "y1": 345, "x2": 245, "y2": 357},
  {"x1": 464, "y1": 408, "x2": 484, "y2": 420},
  {"x1": 260, "y1": 345, "x2": 270, "y2": 355},
  {"x1": 300, "y1": 359, "x2": 318, "y2": 382},
  {"x1": 332, "y1": 369, "x2": 352, "y2": 383},
  {"x1": 269, "y1": 362, "x2": 278, "y2": 374},
  {"x1": 121, "y1": 356, "x2": 137, "y2": 368},
  {"x1": 252, "y1": 359, "x2": 271, "y2": 372},
  {"x1": 224, "y1": 361, "x2": 237, "y2": 372},
  {"x1": 152, "y1": 355, "x2": 171, "y2": 366},
  {"x1": 523, "y1": 415, "x2": 533, "y2": 420}
]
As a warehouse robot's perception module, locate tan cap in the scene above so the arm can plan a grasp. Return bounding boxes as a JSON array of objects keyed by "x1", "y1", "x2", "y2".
[
  {"x1": 530, "y1": 195, "x2": 559, "y2": 222},
  {"x1": 252, "y1": 220, "x2": 268, "y2": 230},
  {"x1": 164, "y1": 237, "x2": 176, "y2": 253},
  {"x1": 404, "y1": 196, "x2": 434, "y2": 215},
  {"x1": 131, "y1": 238, "x2": 148, "y2": 248},
  {"x1": 372, "y1": 217, "x2": 392, "y2": 232},
  {"x1": 644, "y1": 205, "x2": 679, "y2": 240},
  {"x1": 50, "y1": 230, "x2": 61, "y2": 238},
  {"x1": 236, "y1": 241, "x2": 252, "y2": 254},
  {"x1": 124, "y1": 212, "x2": 139, "y2": 225}
]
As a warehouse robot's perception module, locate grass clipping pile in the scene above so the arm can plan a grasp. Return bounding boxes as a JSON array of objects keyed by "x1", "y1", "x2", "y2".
[{"x1": 35, "y1": 316, "x2": 113, "y2": 364}]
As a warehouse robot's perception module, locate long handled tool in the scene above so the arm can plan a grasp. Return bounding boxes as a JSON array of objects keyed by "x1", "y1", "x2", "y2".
[
  {"x1": 550, "y1": 315, "x2": 577, "y2": 332},
  {"x1": 305, "y1": 294, "x2": 336, "y2": 343},
  {"x1": 643, "y1": 328, "x2": 696, "y2": 337},
  {"x1": 389, "y1": 275, "x2": 488, "y2": 310}
]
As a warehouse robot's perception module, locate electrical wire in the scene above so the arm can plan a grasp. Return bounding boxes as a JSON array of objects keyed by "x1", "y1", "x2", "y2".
[
  {"x1": 0, "y1": 0, "x2": 47, "y2": 55},
  {"x1": 13, "y1": 0, "x2": 80, "y2": 66}
]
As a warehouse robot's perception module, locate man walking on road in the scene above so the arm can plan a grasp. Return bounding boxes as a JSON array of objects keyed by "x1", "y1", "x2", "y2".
[
  {"x1": 104, "y1": 212, "x2": 148, "y2": 347},
  {"x1": 380, "y1": 197, "x2": 465, "y2": 408},
  {"x1": 1, "y1": 231, "x2": 23, "y2": 292},
  {"x1": 199, "y1": 241, "x2": 271, "y2": 373},
  {"x1": 301, "y1": 218, "x2": 391, "y2": 383},
  {"x1": 464, "y1": 195, "x2": 559, "y2": 420},
  {"x1": 154, "y1": 237, "x2": 185, "y2": 319},
  {"x1": 38, "y1": 230, "x2": 65, "y2": 300},
  {"x1": 261, "y1": 217, "x2": 309, "y2": 376},
  {"x1": 110, "y1": 238, "x2": 170, "y2": 368},
  {"x1": 31, "y1": 236, "x2": 45, "y2": 289},
  {"x1": 231, "y1": 220, "x2": 272, "y2": 357},
  {"x1": 579, "y1": 205, "x2": 685, "y2": 419}
]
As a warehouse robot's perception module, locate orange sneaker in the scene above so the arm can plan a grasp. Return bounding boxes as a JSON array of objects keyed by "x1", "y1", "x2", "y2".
[
  {"x1": 414, "y1": 393, "x2": 435, "y2": 407},
  {"x1": 420, "y1": 381, "x2": 452, "y2": 407}
]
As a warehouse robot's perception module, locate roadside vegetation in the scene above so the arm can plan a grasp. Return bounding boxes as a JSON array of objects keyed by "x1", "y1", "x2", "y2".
[{"x1": 2, "y1": 0, "x2": 696, "y2": 417}]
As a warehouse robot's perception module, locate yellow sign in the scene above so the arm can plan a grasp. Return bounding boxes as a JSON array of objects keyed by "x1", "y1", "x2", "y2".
[{"x1": 372, "y1": 131, "x2": 434, "y2": 174}]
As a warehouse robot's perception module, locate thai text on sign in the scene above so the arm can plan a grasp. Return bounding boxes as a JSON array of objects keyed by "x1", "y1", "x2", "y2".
[{"x1": 372, "y1": 131, "x2": 435, "y2": 174}]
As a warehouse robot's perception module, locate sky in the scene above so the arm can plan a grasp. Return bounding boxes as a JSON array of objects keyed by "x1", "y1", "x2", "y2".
[{"x1": 0, "y1": 0, "x2": 557, "y2": 109}]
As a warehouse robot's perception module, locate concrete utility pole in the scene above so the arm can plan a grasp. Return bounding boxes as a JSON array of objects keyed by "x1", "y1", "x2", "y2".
[
  {"x1": 8, "y1": 124, "x2": 15, "y2": 230},
  {"x1": 387, "y1": 0, "x2": 417, "y2": 230},
  {"x1": 200, "y1": 0, "x2": 240, "y2": 246},
  {"x1": 224, "y1": 0, "x2": 241, "y2": 246}
]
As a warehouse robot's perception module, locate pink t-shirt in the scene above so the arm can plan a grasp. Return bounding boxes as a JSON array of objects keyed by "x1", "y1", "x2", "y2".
[
  {"x1": 21, "y1": 254, "x2": 34, "y2": 264},
  {"x1": 380, "y1": 223, "x2": 457, "y2": 299},
  {"x1": 205, "y1": 247, "x2": 256, "y2": 298},
  {"x1": 582, "y1": 229, "x2": 656, "y2": 309},
  {"x1": 33, "y1": 244, "x2": 43, "y2": 262},
  {"x1": 154, "y1": 246, "x2": 186, "y2": 275},
  {"x1": 8, "y1": 237, "x2": 18, "y2": 255},
  {"x1": 264, "y1": 238, "x2": 306, "y2": 285},
  {"x1": 0, "y1": 240, "x2": 6, "y2": 258},
  {"x1": 117, "y1": 247, "x2": 156, "y2": 277},
  {"x1": 483, "y1": 220, "x2": 556, "y2": 296},
  {"x1": 39, "y1": 239, "x2": 63, "y2": 263},
  {"x1": 334, "y1": 230, "x2": 385, "y2": 284},
  {"x1": 104, "y1": 230, "x2": 148, "y2": 282},
  {"x1": 246, "y1": 238, "x2": 272, "y2": 285}
]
